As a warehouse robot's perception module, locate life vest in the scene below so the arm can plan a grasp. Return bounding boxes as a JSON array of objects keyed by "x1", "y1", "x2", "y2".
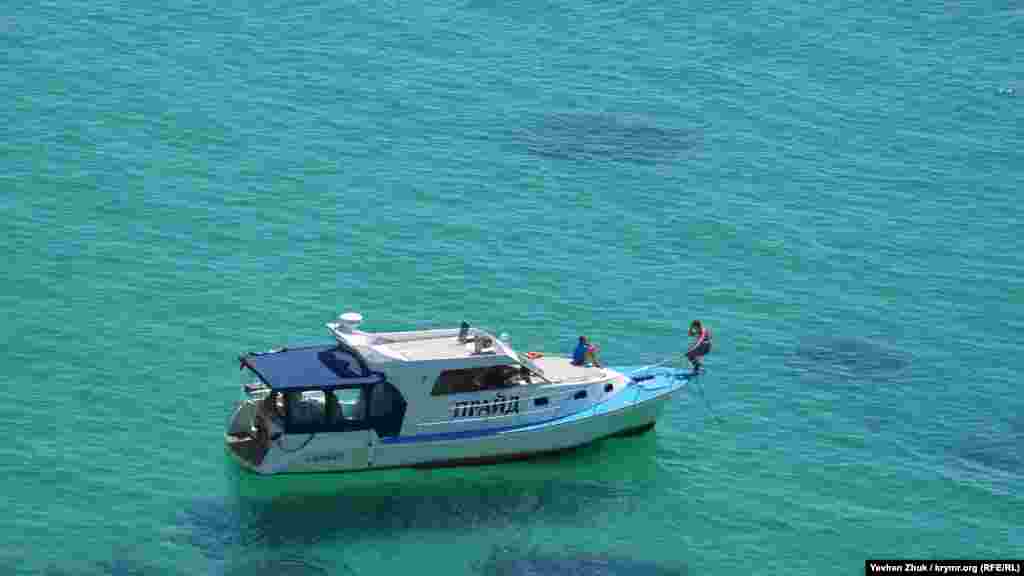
[{"x1": 689, "y1": 327, "x2": 712, "y2": 353}]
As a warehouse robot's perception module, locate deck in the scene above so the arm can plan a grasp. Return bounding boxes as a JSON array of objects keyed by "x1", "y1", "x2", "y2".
[
  {"x1": 529, "y1": 355, "x2": 608, "y2": 383},
  {"x1": 379, "y1": 336, "x2": 482, "y2": 361},
  {"x1": 337, "y1": 327, "x2": 515, "y2": 363}
]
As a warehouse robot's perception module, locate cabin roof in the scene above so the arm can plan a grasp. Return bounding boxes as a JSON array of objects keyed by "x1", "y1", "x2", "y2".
[
  {"x1": 240, "y1": 344, "x2": 384, "y2": 391},
  {"x1": 328, "y1": 324, "x2": 519, "y2": 364},
  {"x1": 378, "y1": 336, "x2": 495, "y2": 361}
]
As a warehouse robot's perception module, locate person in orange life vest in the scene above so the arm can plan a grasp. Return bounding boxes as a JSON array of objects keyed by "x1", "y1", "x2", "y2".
[{"x1": 686, "y1": 320, "x2": 712, "y2": 373}]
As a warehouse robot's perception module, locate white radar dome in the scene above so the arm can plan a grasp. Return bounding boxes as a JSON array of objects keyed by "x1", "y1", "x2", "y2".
[{"x1": 338, "y1": 312, "x2": 364, "y2": 333}]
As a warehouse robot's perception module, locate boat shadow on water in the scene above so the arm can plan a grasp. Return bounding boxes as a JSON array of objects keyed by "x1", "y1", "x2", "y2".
[{"x1": 175, "y1": 433, "x2": 663, "y2": 565}]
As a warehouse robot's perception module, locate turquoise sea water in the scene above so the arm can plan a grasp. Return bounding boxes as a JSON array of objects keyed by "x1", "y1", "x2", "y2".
[{"x1": 3, "y1": 1, "x2": 1021, "y2": 574}]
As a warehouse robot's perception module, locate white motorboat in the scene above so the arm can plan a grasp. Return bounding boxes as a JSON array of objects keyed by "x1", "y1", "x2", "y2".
[{"x1": 225, "y1": 312, "x2": 690, "y2": 475}]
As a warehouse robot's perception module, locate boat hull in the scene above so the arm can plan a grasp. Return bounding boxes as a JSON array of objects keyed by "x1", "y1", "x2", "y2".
[{"x1": 226, "y1": 370, "x2": 684, "y2": 475}]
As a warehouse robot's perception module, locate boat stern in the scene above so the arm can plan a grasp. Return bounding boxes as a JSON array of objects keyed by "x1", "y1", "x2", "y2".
[{"x1": 224, "y1": 400, "x2": 271, "y2": 472}]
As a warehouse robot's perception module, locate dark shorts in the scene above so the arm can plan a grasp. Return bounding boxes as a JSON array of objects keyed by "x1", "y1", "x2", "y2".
[{"x1": 686, "y1": 341, "x2": 711, "y2": 360}]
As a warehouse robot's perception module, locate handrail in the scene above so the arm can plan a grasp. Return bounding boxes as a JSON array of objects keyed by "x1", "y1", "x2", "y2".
[{"x1": 628, "y1": 353, "x2": 686, "y2": 376}]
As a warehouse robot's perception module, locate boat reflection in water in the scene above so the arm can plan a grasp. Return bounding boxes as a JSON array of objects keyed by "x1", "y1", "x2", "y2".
[
  {"x1": 179, "y1": 424, "x2": 668, "y2": 576},
  {"x1": 216, "y1": 429, "x2": 658, "y2": 538}
]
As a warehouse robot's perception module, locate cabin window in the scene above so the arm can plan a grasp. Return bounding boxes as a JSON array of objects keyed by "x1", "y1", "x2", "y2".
[
  {"x1": 431, "y1": 366, "x2": 529, "y2": 396},
  {"x1": 368, "y1": 382, "x2": 407, "y2": 437},
  {"x1": 263, "y1": 391, "x2": 288, "y2": 420},
  {"x1": 369, "y1": 382, "x2": 400, "y2": 418},
  {"x1": 574, "y1": 390, "x2": 588, "y2": 400},
  {"x1": 328, "y1": 388, "x2": 366, "y2": 423},
  {"x1": 534, "y1": 397, "x2": 549, "y2": 407},
  {"x1": 324, "y1": 342, "x2": 371, "y2": 376},
  {"x1": 279, "y1": 385, "x2": 408, "y2": 435},
  {"x1": 432, "y1": 369, "x2": 476, "y2": 395},
  {"x1": 286, "y1": 390, "x2": 327, "y2": 429},
  {"x1": 479, "y1": 366, "x2": 531, "y2": 390}
]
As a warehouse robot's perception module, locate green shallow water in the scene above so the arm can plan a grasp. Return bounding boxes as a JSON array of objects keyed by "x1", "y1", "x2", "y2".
[{"x1": 2, "y1": 1, "x2": 1022, "y2": 574}]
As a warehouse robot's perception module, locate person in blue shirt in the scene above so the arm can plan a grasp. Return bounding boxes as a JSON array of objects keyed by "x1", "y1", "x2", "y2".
[{"x1": 572, "y1": 336, "x2": 602, "y2": 367}]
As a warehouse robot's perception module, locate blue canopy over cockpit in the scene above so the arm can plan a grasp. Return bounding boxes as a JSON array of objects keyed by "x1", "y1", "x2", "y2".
[{"x1": 239, "y1": 344, "x2": 385, "y2": 391}]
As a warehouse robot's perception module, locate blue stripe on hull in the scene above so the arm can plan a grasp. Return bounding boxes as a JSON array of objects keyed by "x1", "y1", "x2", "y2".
[
  {"x1": 409, "y1": 422, "x2": 658, "y2": 469},
  {"x1": 379, "y1": 372, "x2": 685, "y2": 445}
]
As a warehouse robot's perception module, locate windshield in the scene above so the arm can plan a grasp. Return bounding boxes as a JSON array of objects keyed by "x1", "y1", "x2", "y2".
[
  {"x1": 240, "y1": 367, "x2": 270, "y2": 400},
  {"x1": 515, "y1": 352, "x2": 547, "y2": 377}
]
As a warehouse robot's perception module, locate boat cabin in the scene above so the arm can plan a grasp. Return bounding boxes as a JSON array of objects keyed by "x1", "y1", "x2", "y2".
[
  {"x1": 240, "y1": 343, "x2": 407, "y2": 438},
  {"x1": 235, "y1": 315, "x2": 611, "y2": 445}
]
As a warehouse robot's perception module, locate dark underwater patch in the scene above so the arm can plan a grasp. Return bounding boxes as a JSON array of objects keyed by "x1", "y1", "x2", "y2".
[
  {"x1": 176, "y1": 478, "x2": 631, "y2": 559},
  {"x1": 1010, "y1": 415, "x2": 1024, "y2": 436},
  {"x1": 790, "y1": 336, "x2": 909, "y2": 378},
  {"x1": 173, "y1": 496, "x2": 266, "y2": 561},
  {"x1": 954, "y1": 434, "x2": 1023, "y2": 475},
  {"x1": 476, "y1": 544, "x2": 688, "y2": 576},
  {"x1": 93, "y1": 557, "x2": 166, "y2": 576},
  {"x1": 517, "y1": 113, "x2": 697, "y2": 164},
  {"x1": 218, "y1": 553, "x2": 338, "y2": 576},
  {"x1": 863, "y1": 414, "x2": 883, "y2": 433},
  {"x1": 43, "y1": 554, "x2": 181, "y2": 576}
]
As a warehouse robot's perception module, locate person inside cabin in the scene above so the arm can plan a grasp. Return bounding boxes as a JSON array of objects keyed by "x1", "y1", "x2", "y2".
[
  {"x1": 285, "y1": 391, "x2": 304, "y2": 424},
  {"x1": 325, "y1": 390, "x2": 339, "y2": 424},
  {"x1": 256, "y1": 391, "x2": 286, "y2": 445},
  {"x1": 686, "y1": 319, "x2": 712, "y2": 373},
  {"x1": 571, "y1": 336, "x2": 602, "y2": 367},
  {"x1": 480, "y1": 366, "x2": 508, "y2": 390},
  {"x1": 263, "y1": 391, "x2": 286, "y2": 423}
]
